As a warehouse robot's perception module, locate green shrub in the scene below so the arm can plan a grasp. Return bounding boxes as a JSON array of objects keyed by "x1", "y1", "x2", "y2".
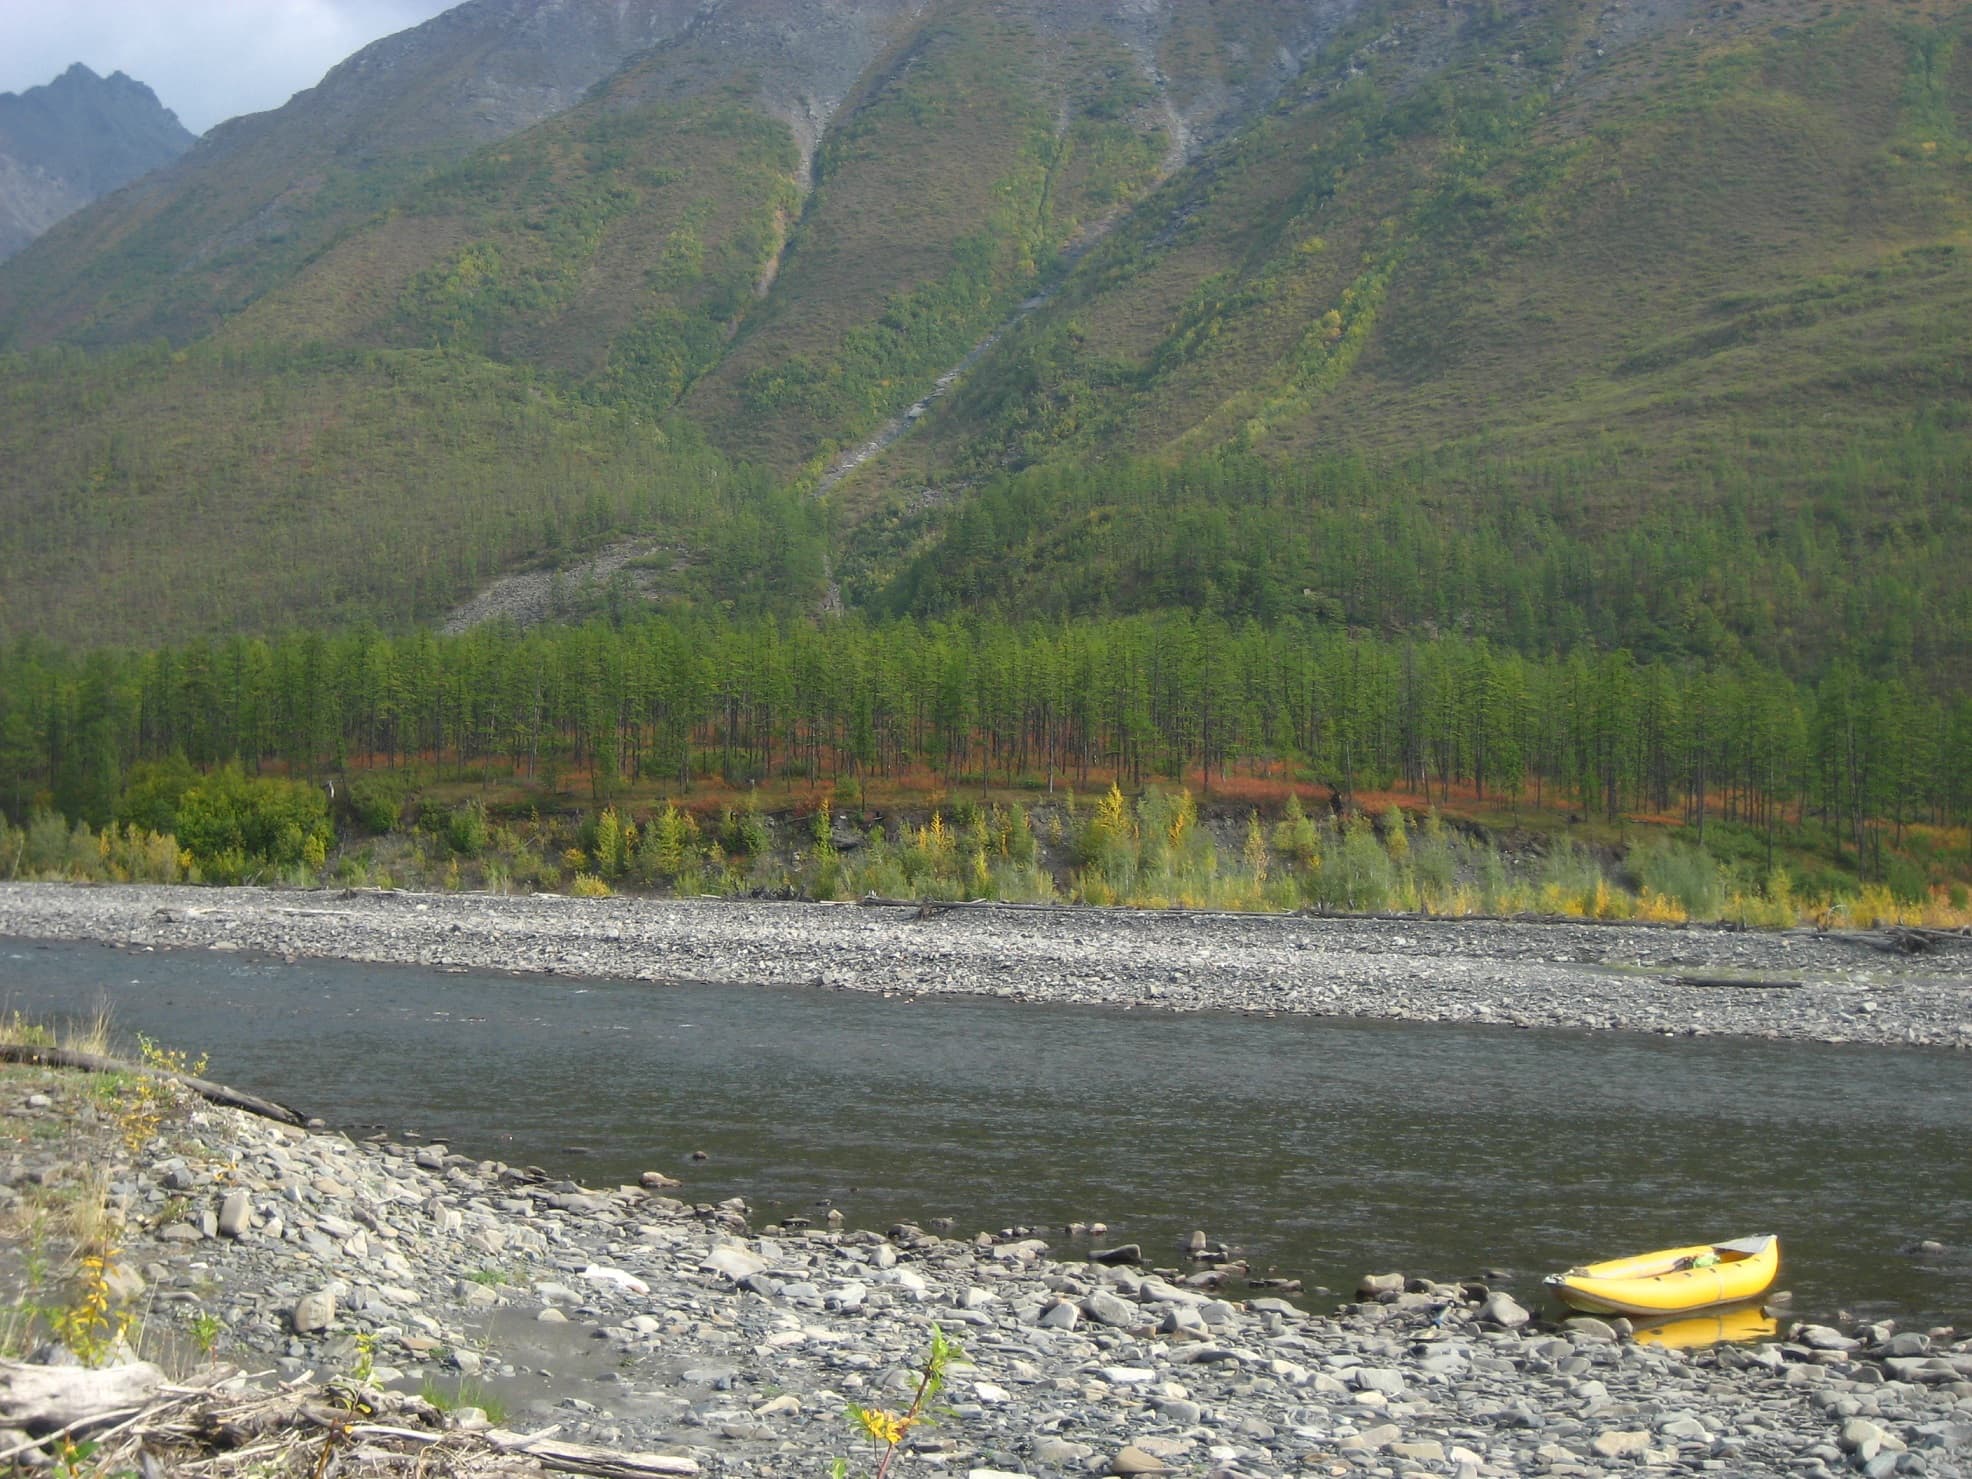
[
  {"x1": 346, "y1": 772, "x2": 416, "y2": 835},
  {"x1": 1475, "y1": 843, "x2": 1510, "y2": 913},
  {"x1": 1885, "y1": 855, "x2": 1930, "y2": 906},
  {"x1": 1316, "y1": 815, "x2": 1396, "y2": 911},
  {"x1": 634, "y1": 803, "x2": 698, "y2": 884},
  {"x1": 1271, "y1": 793, "x2": 1321, "y2": 870},
  {"x1": 173, "y1": 765, "x2": 332, "y2": 879},
  {"x1": 1538, "y1": 841, "x2": 1607, "y2": 912},
  {"x1": 116, "y1": 756, "x2": 199, "y2": 835},
  {"x1": 1412, "y1": 833, "x2": 1458, "y2": 905},
  {"x1": 719, "y1": 799, "x2": 768, "y2": 856},
  {"x1": 446, "y1": 801, "x2": 490, "y2": 857},
  {"x1": 1634, "y1": 839, "x2": 1723, "y2": 918}
]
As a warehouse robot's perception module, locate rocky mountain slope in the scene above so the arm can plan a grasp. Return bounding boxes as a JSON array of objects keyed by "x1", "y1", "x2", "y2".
[
  {"x1": 0, "y1": 64, "x2": 194, "y2": 260},
  {"x1": 0, "y1": 0, "x2": 1967, "y2": 668}
]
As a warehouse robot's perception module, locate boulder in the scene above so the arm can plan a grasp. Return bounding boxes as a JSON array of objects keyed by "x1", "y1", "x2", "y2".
[
  {"x1": 1477, "y1": 1291, "x2": 1531, "y2": 1328},
  {"x1": 291, "y1": 1290, "x2": 336, "y2": 1335}
]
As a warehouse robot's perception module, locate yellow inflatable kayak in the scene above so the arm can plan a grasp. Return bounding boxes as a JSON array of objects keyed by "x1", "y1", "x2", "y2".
[{"x1": 1544, "y1": 1235, "x2": 1779, "y2": 1317}]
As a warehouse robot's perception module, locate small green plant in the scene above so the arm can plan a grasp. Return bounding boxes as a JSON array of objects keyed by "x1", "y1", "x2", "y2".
[
  {"x1": 50, "y1": 1436, "x2": 102, "y2": 1479},
  {"x1": 834, "y1": 1324, "x2": 963, "y2": 1479},
  {"x1": 190, "y1": 1310, "x2": 223, "y2": 1361},
  {"x1": 97, "y1": 1033, "x2": 207, "y2": 1154},
  {"x1": 420, "y1": 1375, "x2": 508, "y2": 1425},
  {"x1": 51, "y1": 1246, "x2": 132, "y2": 1367}
]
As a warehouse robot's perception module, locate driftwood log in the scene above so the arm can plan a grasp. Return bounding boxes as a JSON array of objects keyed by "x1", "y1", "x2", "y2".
[
  {"x1": 1859, "y1": 925, "x2": 1972, "y2": 955},
  {"x1": 1669, "y1": 975, "x2": 1805, "y2": 991},
  {"x1": 484, "y1": 1427, "x2": 699, "y2": 1477},
  {"x1": 0, "y1": 1366, "x2": 705, "y2": 1477},
  {"x1": 0, "y1": 1359, "x2": 164, "y2": 1436},
  {"x1": 0, "y1": 1043, "x2": 307, "y2": 1126}
]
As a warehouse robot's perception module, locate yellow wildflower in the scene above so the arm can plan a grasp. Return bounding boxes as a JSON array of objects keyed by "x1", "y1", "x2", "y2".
[{"x1": 855, "y1": 1407, "x2": 908, "y2": 1446}]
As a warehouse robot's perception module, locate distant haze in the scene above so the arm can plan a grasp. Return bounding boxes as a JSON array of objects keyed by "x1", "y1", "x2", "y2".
[{"x1": 0, "y1": 0, "x2": 458, "y2": 135}]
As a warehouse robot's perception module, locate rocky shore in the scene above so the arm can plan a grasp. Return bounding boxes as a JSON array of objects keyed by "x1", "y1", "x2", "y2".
[
  {"x1": 4, "y1": 1059, "x2": 1970, "y2": 1478},
  {"x1": 1, "y1": 882, "x2": 1968, "y2": 1050}
]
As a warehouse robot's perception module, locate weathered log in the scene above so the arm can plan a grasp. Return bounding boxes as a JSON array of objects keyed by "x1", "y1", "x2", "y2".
[
  {"x1": 486, "y1": 1426, "x2": 699, "y2": 1476},
  {"x1": 1668, "y1": 974, "x2": 1805, "y2": 991},
  {"x1": 0, "y1": 1043, "x2": 306, "y2": 1125},
  {"x1": 1865, "y1": 925, "x2": 1972, "y2": 954},
  {"x1": 0, "y1": 1359, "x2": 164, "y2": 1435}
]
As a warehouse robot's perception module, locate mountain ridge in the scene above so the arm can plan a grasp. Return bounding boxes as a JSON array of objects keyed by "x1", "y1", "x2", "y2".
[
  {"x1": 0, "y1": 0, "x2": 1966, "y2": 699},
  {"x1": 0, "y1": 62, "x2": 194, "y2": 260}
]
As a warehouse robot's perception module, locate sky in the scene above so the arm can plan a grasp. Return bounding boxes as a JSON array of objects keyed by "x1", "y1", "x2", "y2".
[{"x1": 0, "y1": 0, "x2": 460, "y2": 135}]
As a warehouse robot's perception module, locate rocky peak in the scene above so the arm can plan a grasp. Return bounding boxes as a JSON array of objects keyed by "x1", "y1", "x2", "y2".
[{"x1": 0, "y1": 62, "x2": 196, "y2": 259}]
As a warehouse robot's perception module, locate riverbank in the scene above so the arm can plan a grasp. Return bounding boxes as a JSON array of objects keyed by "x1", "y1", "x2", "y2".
[
  {"x1": 1, "y1": 882, "x2": 1968, "y2": 1049},
  {"x1": 5, "y1": 1055, "x2": 1971, "y2": 1478}
]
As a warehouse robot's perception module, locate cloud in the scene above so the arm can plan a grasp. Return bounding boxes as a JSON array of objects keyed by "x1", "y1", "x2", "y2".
[{"x1": 0, "y1": 0, "x2": 457, "y2": 134}]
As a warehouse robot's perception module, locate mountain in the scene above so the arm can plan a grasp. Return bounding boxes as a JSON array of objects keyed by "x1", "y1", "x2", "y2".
[
  {"x1": 0, "y1": 2, "x2": 705, "y2": 345},
  {"x1": 0, "y1": 0, "x2": 1967, "y2": 689},
  {"x1": 0, "y1": 63, "x2": 195, "y2": 260}
]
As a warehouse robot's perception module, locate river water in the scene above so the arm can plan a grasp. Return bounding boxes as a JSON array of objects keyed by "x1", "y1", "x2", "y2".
[{"x1": 5, "y1": 937, "x2": 1968, "y2": 1327}]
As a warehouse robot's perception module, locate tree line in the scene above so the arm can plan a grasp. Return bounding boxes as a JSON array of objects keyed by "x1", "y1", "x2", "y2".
[{"x1": 4, "y1": 613, "x2": 1967, "y2": 882}]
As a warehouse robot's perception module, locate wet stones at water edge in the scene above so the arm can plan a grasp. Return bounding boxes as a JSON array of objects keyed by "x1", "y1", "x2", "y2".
[{"x1": 7, "y1": 1070, "x2": 1972, "y2": 1479}]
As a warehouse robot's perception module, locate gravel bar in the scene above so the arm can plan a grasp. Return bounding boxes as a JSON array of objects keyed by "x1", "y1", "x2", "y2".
[
  {"x1": 6, "y1": 1067, "x2": 1972, "y2": 1479},
  {"x1": 1, "y1": 883, "x2": 1968, "y2": 1049}
]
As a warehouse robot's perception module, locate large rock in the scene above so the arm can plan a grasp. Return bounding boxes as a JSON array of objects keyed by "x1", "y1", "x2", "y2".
[
  {"x1": 1031, "y1": 1438, "x2": 1093, "y2": 1466},
  {"x1": 1038, "y1": 1301, "x2": 1080, "y2": 1330},
  {"x1": 1083, "y1": 1290, "x2": 1139, "y2": 1328},
  {"x1": 216, "y1": 1190, "x2": 253, "y2": 1239},
  {"x1": 291, "y1": 1290, "x2": 336, "y2": 1334},
  {"x1": 1590, "y1": 1431, "x2": 1651, "y2": 1459},
  {"x1": 1390, "y1": 1440, "x2": 1444, "y2": 1462},
  {"x1": 702, "y1": 1245, "x2": 770, "y2": 1281},
  {"x1": 1477, "y1": 1291, "x2": 1530, "y2": 1328},
  {"x1": 581, "y1": 1265, "x2": 650, "y2": 1295}
]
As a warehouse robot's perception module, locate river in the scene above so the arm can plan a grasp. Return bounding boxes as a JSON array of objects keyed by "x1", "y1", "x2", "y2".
[{"x1": 5, "y1": 936, "x2": 1968, "y2": 1328}]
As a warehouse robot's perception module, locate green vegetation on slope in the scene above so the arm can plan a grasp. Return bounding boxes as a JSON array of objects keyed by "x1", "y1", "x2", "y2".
[
  {"x1": 0, "y1": 340, "x2": 824, "y2": 642},
  {"x1": 886, "y1": 8, "x2": 1972, "y2": 478},
  {"x1": 686, "y1": 11, "x2": 1175, "y2": 475},
  {"x1": 191, "y1": 92, "x2": 807, "y2": 412},
  {"x1": 860, "y1": 434, "x2": 1972, "y2": 684},
  {"x1": 0, "y1": 0, "x2": 1966, "y2": 759}
]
